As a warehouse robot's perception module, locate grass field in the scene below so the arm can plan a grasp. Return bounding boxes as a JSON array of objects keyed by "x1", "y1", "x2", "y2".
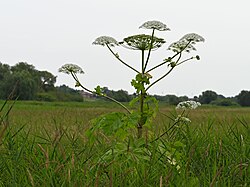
[{"x1": 0, "y1": 100, "x2": 249, "y2": 186}]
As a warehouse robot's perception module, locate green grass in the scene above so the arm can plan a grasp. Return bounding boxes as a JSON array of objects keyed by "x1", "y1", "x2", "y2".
[{"x1": 0, "y1": 100, "x2": 249, "y2": 186}]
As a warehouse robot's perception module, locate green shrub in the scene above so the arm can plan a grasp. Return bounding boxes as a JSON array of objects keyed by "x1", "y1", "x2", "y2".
[
  {"x1": 210, "y1": 98, "x2": 239, "y2": 106},
  {"x1": 36, "y1": 92, "x2": 57, "y2": 102}
]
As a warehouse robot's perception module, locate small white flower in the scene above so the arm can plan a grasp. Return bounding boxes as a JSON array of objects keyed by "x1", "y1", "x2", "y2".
[
  {"x1": 167, "y1": 156, "x2": 181, "y2": 170},
  {"x1": 175, "y1": 115, "x2": 191, "y2": 123},
  {"x1": 139, "y1": 20, "x2": 170, "y2": 31},
  {"x1": 92, "y1": 36, "x2": 119, "y2": 47},
  {"x1": 168, "y1": 40, "x2": 196, "y2": 53},
  {"x1": 59, "y1": 64, "x2": 84, "y2": 74},
  {"x1": 181, "y1": 33, "x2": 205, "y2": 43},
  {"x1": 176, "y1": 100, "x2": 201, "y2": 110}
]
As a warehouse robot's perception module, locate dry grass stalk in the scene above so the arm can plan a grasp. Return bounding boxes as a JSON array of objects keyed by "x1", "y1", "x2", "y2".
[
  {"x1": 37, "y1": 144, "x2": 49, "y2": 169},
  {"x1": 0, "y1": 123, "x2": 8, "y2": 144},
  {"x1": 71, "y1": 152, "x2": 75, "y2": 168},
  {"x1": 27, "y1": 168, "x2": 35, "y2": 187},
  {"x1": 54, "y1": 163, "x2": 65, "y2": 173},
  {"x1": 210, "y1": 166, "x2": 223, "y2": 187},
  {"x1": 159, "y1": 175, "x2": 163, "y2": 187}
]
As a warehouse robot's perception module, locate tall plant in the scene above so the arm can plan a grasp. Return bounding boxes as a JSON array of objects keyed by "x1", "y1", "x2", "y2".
[{"x1": 59, "y1": 20, "x2": 204, "y2": 138}]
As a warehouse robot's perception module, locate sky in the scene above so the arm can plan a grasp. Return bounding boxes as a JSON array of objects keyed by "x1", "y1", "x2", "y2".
[{"x1": 1, "y1": 0, "x2": 250, "y2": 97}]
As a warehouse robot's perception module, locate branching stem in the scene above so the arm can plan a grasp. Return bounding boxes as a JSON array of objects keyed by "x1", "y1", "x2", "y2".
[
  {"x1": 106, "y1": 44, "x2": 140, "y2": 74},
  {"x1": 146, "y1": 40, "x2": 192, "y2": 73},
  {"x1": 70, "y1": 72, "x2": 131, "y2": 114},
  {"x1": 145, "y1": 53, "x2": 182, "y2": 92}
]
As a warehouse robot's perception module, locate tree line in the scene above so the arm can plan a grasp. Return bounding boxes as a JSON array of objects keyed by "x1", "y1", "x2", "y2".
[
  {"x1": 0, "y1": 62, "x2": 83, "y2": 102},
  {"x1": 1, "y1": 62, "x2": 250, "y2": 106},
  {"x1": 102, "y1": 87, "x2": 250, "y2": 107}
]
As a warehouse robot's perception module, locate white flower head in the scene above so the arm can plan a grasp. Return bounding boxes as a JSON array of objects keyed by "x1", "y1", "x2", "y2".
[
  {"x1": 122, "y1": 34, "x2": 165, "y2": 50},
  {"x1": 176, "y1": 100, "x2": 201, "y2": 110},
  {"x1": 92, "y1": 36, "x2": 119, "y2": 47},
  {"x1": 168, "y1": 40, "x2": 196, "y2": 53},
  {"x1": 59, "y1": 64, "x2": 84, "y2": 74},
  {"x1": 181, "y1": 33, "x2": 205, "y2": 43},
  {"x1": 139, "y1": 20, "x2": 170, "y2": 31},
  {"x1": 175, "y1": 115, "x2": 191, "y2": 123}
]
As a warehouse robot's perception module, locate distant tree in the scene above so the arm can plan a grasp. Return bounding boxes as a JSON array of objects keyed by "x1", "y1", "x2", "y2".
[
  {"x1": 11, "y1": 62, "x2": 57, "y2": 92},
  {"x1": 11, "y1": 62, "x2": 36, "y2": 74},
  {"x1": 153, "y1": 94, "x2": 188, "y2": 105},
  {"x1": 0, "y1": 63, "x2": 11, "y2": 98},
  {"x1": 0, "y1": 62, "x2": 57, "y2": 100},
  {"x1": 113, "y1": 90, "x2": 131, "y2": 102},
  {"x1": 101, "y1": 87, "x2": 131, "y2": 102},
  {"x1": 178, "y1": 96, "x2": 189, "y2": 102},
  {"x1": 199, "y1": 90, "x2": 218, "y2": 104},
  {"x1": 3, "y1": 70, "x2": 37, "y2": 100},
  {"x1": 210, "y1": 98, "x2": 239, "y2": 106},
  {"x1": 57, "y1": 85, "x2": 79, "y2": 94},
  {"x1": 0, "y1": 63, "x2": 11, "y2": 80},
  {"x1": 217, "y1": 94, "x2": 226, "y2": 100},
  {"x1": 38, "y1": 71, "x2": 57, "y2": 91},
  {"x1": 236, "y1": 90, "x2": 250, "y2": 106},
  {"x1": 193, "y1": 96, "x2": 199, "y2": 102},
  {"x1": 167, "y1": 95, "x2": 180, "y2": 105}
]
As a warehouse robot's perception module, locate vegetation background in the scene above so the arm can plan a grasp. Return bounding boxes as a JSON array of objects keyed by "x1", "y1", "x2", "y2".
[
  {"x1": 0, "y1": 100, "x2": 249, "y2": 186},
  {"x1": 0, "y1": 58, "x2": 249, "y2": 186},
  {"x1": 1, "y1": 62, "x2": 250, "y2": 106}
]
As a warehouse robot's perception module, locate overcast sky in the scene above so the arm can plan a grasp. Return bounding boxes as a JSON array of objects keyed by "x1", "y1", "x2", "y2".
[{"x1": 1, "y1": 0, "x2": 250, "y2": 97}]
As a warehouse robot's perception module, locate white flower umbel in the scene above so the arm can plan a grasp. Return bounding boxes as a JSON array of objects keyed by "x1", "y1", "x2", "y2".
[
  {"x1": 59, "y1": 64, "x2": 84, "y2": 74},
  {"x1": 92, "y1": 36, "x2": 119, "y2": 47},
  {"x1": 175, "y1": 115, "x2": 191, "y2": 123},
  {"x1": 139, "y1": 20, "x2": 170, "y2": 31},
  {"x1": 168, "y1": 40, "x2": 196, "y2": 53},
  {"x1": 181, "y1": 33, "x2": 205, "y2": 43},
  {"x1": 122, "y1": 34, "x2": 165, "y2": 50},
  {"x1": 176, "y1": 100, "x2": 201, "y2": 110}
]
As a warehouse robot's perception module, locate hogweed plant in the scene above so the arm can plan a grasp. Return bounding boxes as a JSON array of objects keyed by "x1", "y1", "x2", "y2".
[
  {"x1": 60, "y1": 20, "x2": 204, "y2": 140},
  {"x1": 58, "y1": 20, "x2": 205, "y2": 185}
]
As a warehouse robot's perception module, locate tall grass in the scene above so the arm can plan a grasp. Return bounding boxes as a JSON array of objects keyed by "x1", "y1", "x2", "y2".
[{"x1": 0, "y1": 101, "x2": 249, "y2": 186}]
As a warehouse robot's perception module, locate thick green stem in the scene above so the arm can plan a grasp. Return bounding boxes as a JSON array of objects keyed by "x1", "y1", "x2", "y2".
[
  {"x1": 142, "y1": 50, "x2": 145, "y2": 74},
  {"x1": 138, "y1": 50, "x2": 145, "y2": 138},
  {"x1": 143, "y1": 29, "x2": 155, "y2": 72}
]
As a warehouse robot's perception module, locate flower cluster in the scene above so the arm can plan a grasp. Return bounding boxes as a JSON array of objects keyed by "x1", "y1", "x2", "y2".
[
  {"x1": 175, "y1": 115, "x2": 191, "y2": 123},
  {"x1": 92, "y1": 36, "x2": 119, "y2": 47},
  {"x1": 181, "y1": 33, "x2": 205, "y2": 43},
  {"x1": 168, "y1": 40, "x2": 196, "y2": 53},
  {"x1": 121, "y1": 34, "x2": 165, "y2": 50},
  {"x1": 139, "y1": 20, "x2": 170, "y2": 31},
  {"x1": 168, "y1": 33, "x2": 204, "y2": 53},
  {"x1": 176, "y1": 100, "x2": 201, "y2": 110},
  {"x1": 59, "y1": 64, "x2": 84, "y2": 74}
]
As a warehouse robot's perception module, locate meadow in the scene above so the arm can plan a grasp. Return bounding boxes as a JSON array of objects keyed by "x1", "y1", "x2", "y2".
[{"x1": 0, "y1": 100, "x2": 249, "y2": 186}]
